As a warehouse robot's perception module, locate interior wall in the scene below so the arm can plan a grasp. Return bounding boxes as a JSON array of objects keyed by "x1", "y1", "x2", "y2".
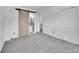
[
  {"x1": 4, "y1": 6, "x2": 21, "y2": 41},
  {"x1": 0, "y1": 7, "x2": 5, "y2": 51},
  {"x1": 43, "y1": 7, "x2": 79, "y2": 44}
]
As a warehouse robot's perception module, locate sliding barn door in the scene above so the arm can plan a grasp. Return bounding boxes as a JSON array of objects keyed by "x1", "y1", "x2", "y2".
[{"x1": 19, "y1": 10, "x2": 29, "y2": 37}]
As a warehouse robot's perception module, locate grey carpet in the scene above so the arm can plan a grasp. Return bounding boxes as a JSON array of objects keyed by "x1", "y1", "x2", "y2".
[{"x1": 1, "y1": 32, "x2": 79, "y2": 53}]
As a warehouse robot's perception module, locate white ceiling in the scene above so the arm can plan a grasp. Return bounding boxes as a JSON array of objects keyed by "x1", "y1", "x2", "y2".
[{"x1": 22, "y1": 6, "x2": 72, "y2": 15}]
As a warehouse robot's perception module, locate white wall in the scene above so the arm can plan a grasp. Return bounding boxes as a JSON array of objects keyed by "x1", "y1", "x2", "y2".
[
  {"x1": 4, "y1": 6, "x2": 19, "y2": 41},
  {"x1": 43, "y1": 7, "x2": 79, "y2": 44},
  {"x1": 4, "y1": 6, "x2": 27, "y2": 41},
  {"x1": 0, "y1": 7, "x2": 5, "y2": 51}
]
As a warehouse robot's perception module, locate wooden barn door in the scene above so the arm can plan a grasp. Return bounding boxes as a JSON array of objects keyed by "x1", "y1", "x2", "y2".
[{"x1": 18, "y1": 9, "x2": 29, "y2": 37}]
